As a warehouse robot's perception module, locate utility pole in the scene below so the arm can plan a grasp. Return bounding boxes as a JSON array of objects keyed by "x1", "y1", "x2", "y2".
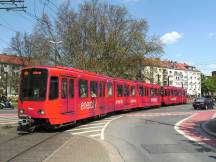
[{"x1": 0, "y1": 0, "x2": 27, "y2": 11}]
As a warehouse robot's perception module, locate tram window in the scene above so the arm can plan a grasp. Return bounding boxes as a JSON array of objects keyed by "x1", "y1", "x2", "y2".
[
  {"x1": 99, "y1": 81, "x2": 106, "y2": 97},
  {"x1": 173, "y1": 90, "x2": 177, "y2": 96},
  {"x1": 117, "y1": 84, "x2": 123, "y2": 97},
  {"x1": 79, "y1": 79, "x2": 88, "y2": 98},
  {"x1": 99, "y1": 82, "x2": 102, "y2": 97},
  {"x1": 62, "y1": 78, "x2": 67, "y2": 99},
  {"x1": 108, "y1": 82, "x2": 113, "y2": 96},
  {"x1": 165, "y1": 90, "x2": 169, "y2": 96},
  {"x1": 124, "y1": 84, "x2": 129, "y2": 97},
  {"x1": 90, "y1": 81, "x2": 98, "y2": 97},
  {"x1": 160, "y1": 88, "x2": 164, "y2": 96},
  {"x1": 49, "y1": 76, "x2": 58, "y2": 100},
  {"x1": 154, "y1": 89, "x2": 158, "y2": 96},
  {"x1": 150, "y1": 88, "x2": 154, "y2": 96},
  {"x1": 144, "y1": 88, "x2": 149, "y2": 96},
  {"x1": 102, "y1": 82, "x2": 105, "y2": 96},
  {"x1": 69, "y1": 79, "x2": 74, "y2": 98},
  {"x1": 139, "y1": 86, "x2": 144, "y2": 96},
  {"x1": 131, "y1": 86, "x2": 136, "y2": 96}
]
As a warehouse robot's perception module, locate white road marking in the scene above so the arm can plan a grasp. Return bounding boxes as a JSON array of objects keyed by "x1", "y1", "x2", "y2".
[
  {"x1": 101, "y1": 116, "x2": 122, "y2": 140},
  {"x1": 71, "y1": 129, "x2": 101, "y2": 135},
  {"x1": 89, "y1": 134, "x2": 101, "y2": 137},
  {"x1": 174, "y1": 113, "x2": 216, "y2": 152},
  {"x1": 66, "y1": 126, "x2": 104, "y2": 132},
  {"x1": 211, "y1": 112, "x2": 216, "y2": 119},
  {"x1": 174, "y1": 113, "x2": 198, "y2": 141},
  {"x1": 0, "y1": 114, "x2": 18, "y2": 125},
  {"x1": 81, "y1": 122, "x2": 107, "y2": 127},
  {"x1": 0, "y1": 122, "x2": 17, "y2": 125},
  {"x1": 93, "y1": 119, "x2": 113, "y2": 123}
]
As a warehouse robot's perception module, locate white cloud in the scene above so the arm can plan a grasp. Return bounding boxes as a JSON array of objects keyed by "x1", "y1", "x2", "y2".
[{"x1": 160, "y1": 31, "x2": 183, "y2": 44}]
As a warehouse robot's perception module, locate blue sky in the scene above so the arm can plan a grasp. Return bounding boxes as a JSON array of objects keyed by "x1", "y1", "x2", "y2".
[{"x1": 0, "y1": 0, "x2": 216, "y2": 75}]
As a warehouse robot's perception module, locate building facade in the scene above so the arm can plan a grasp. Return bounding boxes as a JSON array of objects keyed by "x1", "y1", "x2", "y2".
[
  {"x1": 0, "y1": 54, "x2": 26, "y2": 96},
  {"x1": 143, "y1": 59, "x2": 201, "y2": 96}
]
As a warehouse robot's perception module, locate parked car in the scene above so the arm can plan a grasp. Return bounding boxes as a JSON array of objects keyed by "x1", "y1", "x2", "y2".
[{"x1": 193, "y1": 97, "x2": 214, "y2": 110}]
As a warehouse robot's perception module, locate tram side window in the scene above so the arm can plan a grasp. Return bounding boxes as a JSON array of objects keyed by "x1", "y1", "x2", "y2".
[
  {"x1": 62, "y1": 78, "x2": 67, "y2": 99},
  {"x1": 160, "y1": 88, "x2": 164, "y2": 96},
  {"x1": 131, "y1": 86, "x2": 136, "y2": 96},
  {"x1": 69, "y1": 79, "x2": 74, "y2": 98},
  {"x1": 144, "y1": 88, "x2": 149, "y2": 96},
  {"x1": 79, "y1": 79, "x2": 88, "y2": 98},
  {"x1": 99, "y1": 82, "x2": 102, "y2": 97},
  {"x1": 108, "y1": 82, "x2": 113, "y2": 96},
  {"x1": 165, "y1": 90, "x2": 169, "y2": 96},
  {"x1": 124, "y1": 84, "x2": 129, "y2": 96},
  {"x1": 139, "y1": 86, "x2": 144, "y2": 96},
  {"x1": 154, "y1": 89, "x2": 158, "y2": 96},
  {"x1": 150, "y1": 88, "x2": 154, "y2": 96},
  {"x1": 99, "y1": 81, "x2": 106, "y2": 97},
  {"x1": 49, "y1": 77, "x2": 59, "y2": 100},
  {"x1": 90, "y1": 81, "x2": 98, "y2": 97},
  {"x1": 117, "y1": 85, "x2": 123, "y2": 97}
]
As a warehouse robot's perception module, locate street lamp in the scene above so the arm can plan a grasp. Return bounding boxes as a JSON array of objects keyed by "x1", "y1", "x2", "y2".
[{"x1": 49, "y1": 40, "x2": 62, "y2": 66}]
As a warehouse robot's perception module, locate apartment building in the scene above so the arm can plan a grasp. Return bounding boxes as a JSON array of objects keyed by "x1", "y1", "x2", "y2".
[
  {"x1": 0, "y1": 53, "x2": 26, "y2": 95},
  {"x1": 142, "y1": 59, "x2": 201, "y2": 96}
]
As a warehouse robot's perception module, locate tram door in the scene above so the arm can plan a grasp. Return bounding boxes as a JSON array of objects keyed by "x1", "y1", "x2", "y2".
[{"x1": 61, "y1": 77, "x2": 75, "y2": 114}]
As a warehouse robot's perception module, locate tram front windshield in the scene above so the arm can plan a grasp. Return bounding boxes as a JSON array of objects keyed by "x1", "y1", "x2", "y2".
[{"x1": 20, "y1": 68, "x2": 48, "y2": 101}]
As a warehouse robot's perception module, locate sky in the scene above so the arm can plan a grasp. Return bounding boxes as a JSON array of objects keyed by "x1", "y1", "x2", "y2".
[{"x1": 0, "y1": 0, "x2": 216, "y2": 75}]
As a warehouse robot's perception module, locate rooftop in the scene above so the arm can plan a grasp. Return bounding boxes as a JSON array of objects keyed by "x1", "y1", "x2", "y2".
[{"x1": 0, "y1": 53, "x2": 28, "y2": 66}]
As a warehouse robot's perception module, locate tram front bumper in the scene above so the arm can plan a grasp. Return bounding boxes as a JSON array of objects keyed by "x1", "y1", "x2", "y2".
[{"x1": 17, "y1": 115, "x2": 35, "y2": 132}]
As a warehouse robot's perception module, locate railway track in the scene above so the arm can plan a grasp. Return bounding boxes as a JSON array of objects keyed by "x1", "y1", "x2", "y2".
[{"x1": 0, "y1": 131, "x2": 69, "y2": 162}]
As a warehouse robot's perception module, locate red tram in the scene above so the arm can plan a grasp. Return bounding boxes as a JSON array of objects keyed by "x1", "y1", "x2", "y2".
[{"x1": 17, "y1": 66, "x2": 187, "y2": 131}]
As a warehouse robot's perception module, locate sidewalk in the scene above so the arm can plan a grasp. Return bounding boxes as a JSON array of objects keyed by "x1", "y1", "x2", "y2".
[{"x1": 43, "y1": 135, "x2": 123, "y2": 162}]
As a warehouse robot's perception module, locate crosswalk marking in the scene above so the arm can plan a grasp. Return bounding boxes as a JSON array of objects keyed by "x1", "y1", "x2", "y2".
[
  {"x1": 66, "y1": 116, "x2": 122, "y2": 139},
  {"x1": 67, "y1": 126, "x2": 104, "y2": 132},
  {"x1": 70, "y1": 129, "x2": 101, "y2": 135},
  {"x1": 89, "y1": 134, "x2": 100, "y2": 137},
  {"x1": 0, "y1": 114, "x2": 18, "y2": 125}
]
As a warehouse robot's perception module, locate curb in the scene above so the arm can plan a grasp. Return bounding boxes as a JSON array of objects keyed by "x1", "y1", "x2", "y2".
[{"x1": 201, "y1": 119, "x2": 216, "y2": 137}]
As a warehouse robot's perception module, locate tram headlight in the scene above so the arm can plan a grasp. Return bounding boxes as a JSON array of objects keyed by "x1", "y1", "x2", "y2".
[
  {"x1": 38, "y1": 109, "x2": 45, "y2": 115},
  {"x1": 19, "y1": 109, "x2": 24, "y2": 114}
]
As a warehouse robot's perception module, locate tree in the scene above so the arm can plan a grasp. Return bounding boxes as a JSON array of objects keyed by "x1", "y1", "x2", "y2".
[
  {"x1": 9, "y1": 0, "x2": 164, "y2": 80},
  {"x1": 201, "y1": 74, "x2": 216, "y2": 96},
  {"x1": 9, "y1": 13, "x2": 54, "y2": 66}
]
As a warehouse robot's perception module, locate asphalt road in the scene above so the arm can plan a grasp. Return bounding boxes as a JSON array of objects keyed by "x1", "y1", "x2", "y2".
[
  {"x1": 0, "y1": 104, "x2": 216, "y2": 162},
  {"x1": 104, "y1": 104, "x2": 216, "y2": 162}
]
